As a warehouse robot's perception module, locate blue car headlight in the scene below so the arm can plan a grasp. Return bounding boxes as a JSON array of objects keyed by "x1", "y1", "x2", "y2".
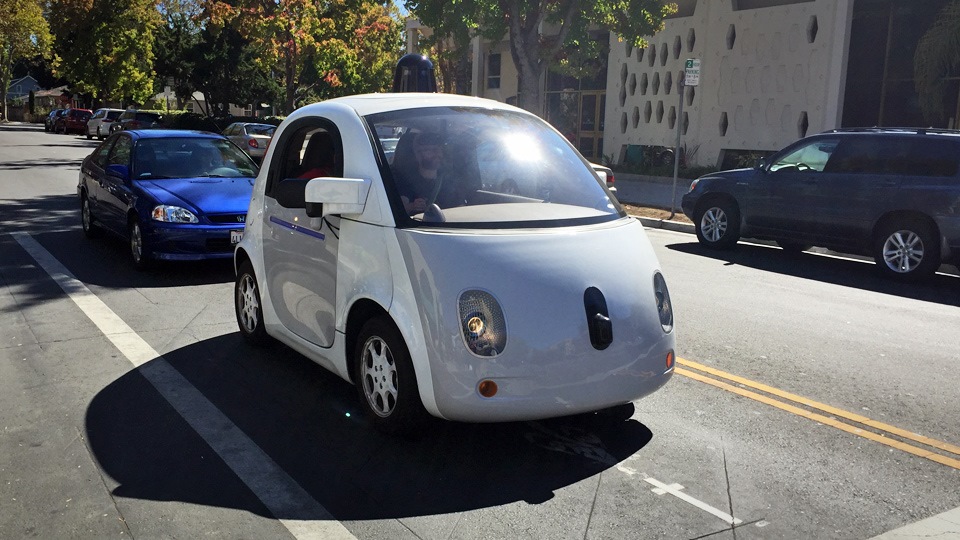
[
  {"x1": 152, "y1": 205, "x2": 199, "y2": 223},
  {"x1": 458, "y1": 290, "x2": 507, "y2": 357}
]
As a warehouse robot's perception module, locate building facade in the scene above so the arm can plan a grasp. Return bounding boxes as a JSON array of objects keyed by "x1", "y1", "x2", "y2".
[{"x1": 410, "y1": 0, "x2": 957, "y2": 168}]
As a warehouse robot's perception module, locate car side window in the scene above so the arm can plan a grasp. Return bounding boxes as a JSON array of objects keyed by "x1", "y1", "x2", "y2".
[
  {"x1": 92, "y1": 138, "x2": 116, "y2": 168},
  {"x1": 770, "y1": 138, "x2": 840, "y2": 173},
  {"x1": 108, "y1": 136, "x2": 132, "y2": 167},
  {"x1": 266, "y1": 120, "x2": 343, "y2": 208}
]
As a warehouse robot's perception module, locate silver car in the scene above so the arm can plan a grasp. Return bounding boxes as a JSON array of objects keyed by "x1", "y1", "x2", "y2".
[
  {"x1": 223, "y1": 122, "x2": 276, "y2": 160},
  {"x1": 86, "y1": 108, "x2": 124, "y2": 140}
]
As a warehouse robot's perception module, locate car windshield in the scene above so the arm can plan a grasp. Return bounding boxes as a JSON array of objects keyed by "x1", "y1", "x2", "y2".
[
  {"x1": 134, "y1": 137, "x2": 259, "y2": 179},
  {"x1": 246, "y1": 124, "x2": 275, "y2": 136},
  {"x1": 366, "y1": 107, "x2": 621, "y2": 226},
  {"x1": 136, "y1": 112, "x2": 161, "y2": 122}
]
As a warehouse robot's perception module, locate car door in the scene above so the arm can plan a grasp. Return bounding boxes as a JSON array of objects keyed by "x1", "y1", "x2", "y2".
[
  {"x1": 98, "y1": 134, "x2": 135, "y2": 233},
  {"x1": 81, "y1": 137, "x2": 116, "y2": 216},
  {"x1": 261, "y1": 119, "x2": 342, "y2": 348},
  {"x1": 746, "y1": 136, "x2": 841, "y2": 240},
  {"x1": 795, "y1": 136, "x2": 907, "y2": 245}
]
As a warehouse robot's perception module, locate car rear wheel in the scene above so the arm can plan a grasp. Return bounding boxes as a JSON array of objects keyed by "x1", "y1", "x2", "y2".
[
  {"x1": 354, "y1": 316, "x2": 427, "y2": 434},
  {"x1": 80, "y1": 196, "x2": 101, "y2": 238},
  {"x1": 235, "y1": 260, "x2": 270, "y2": 345},
  {"x1": 874, "y1": 219, "x2": 940, "y2": 280},
  {"x1": 128, "y1": 219, "x2": 152, "y2": 271},
  {"x1": 695, "y1": 200, "x2": 740, "y2": 249}
]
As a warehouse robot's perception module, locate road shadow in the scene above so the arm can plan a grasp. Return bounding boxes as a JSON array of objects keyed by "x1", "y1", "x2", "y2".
[
  {"x1": 667, "y1": 240, "x2": 960, "y2": 306},
  {"x1": 0, "y1": 194, "x2": 80, "y2": 233},
  {"x1": 85, "y1": 332, "x2": 653, "y2": 520},
  {"x1": 0, "y1": 158, "x2": 85, "y2": 170}
]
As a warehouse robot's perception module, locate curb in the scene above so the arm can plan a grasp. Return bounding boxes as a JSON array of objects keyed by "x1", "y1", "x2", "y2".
[{"x1": 635, "y1": 216, "x2": 696, "y2": 234}]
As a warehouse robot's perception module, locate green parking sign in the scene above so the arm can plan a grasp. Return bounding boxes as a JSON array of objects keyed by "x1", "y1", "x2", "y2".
[{"x1": 684, "y1": 59, "x2": 701, "y2": 87}]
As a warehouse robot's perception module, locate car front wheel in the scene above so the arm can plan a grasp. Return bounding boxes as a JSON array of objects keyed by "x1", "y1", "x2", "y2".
[
  {"x1": 354, "y1": 316, "x2": 427, "y2": 434},
  {"x1": 874, "y1": 220, "x2": 940, "y2": 280},
  {"x1": 695, "y1": 199, "x2": 740, "y2": 249},
  {"x1": 235, "y1": 260, "x2": 270, "y2": 345},
  {"x1": 128, "y1": 219, "x2": 152, "y2": 271}
]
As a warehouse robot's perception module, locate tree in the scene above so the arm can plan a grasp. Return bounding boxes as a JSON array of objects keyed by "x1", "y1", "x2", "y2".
[
  {"x1": 405, "y1": 0, "x2": 674, "y2": 113},
  {"x1": 187, "y1": 25, "x2": 278, "y2": 116},
  {"x1": 404, "y1": 0, "x2": 475, "y2": 94},
  {"x1": 914, "y1": 1, "x2": 960, "y2": 126},
  {"x1": 206, "y1": 0, "x2": 402, "y2": 114},
  {"x1": 0, "y1": 0, "x2": 51, "y2": 121},
  {"x1": 49, "y1": 0, "x2": 161, "y2": 106},
  {"x1": 154, "y1": 0, "x2": 202, "y2": 109}
]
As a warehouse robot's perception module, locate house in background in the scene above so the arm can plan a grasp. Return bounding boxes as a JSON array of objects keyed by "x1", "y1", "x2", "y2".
[{"x1": 6, "y1": 75, "x2": 41, "y2": 104}]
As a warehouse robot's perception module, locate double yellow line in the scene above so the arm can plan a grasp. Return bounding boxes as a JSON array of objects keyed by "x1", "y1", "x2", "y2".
[{"x1": 675, "y1": 357, "x2": 960, "y2": 470}]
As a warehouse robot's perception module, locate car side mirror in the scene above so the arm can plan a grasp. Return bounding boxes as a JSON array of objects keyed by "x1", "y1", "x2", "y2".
[
  {"x1": 756, "y1": 157, "x2": 767, "y2": 170},
  {"x1": 304, "y1": 177, "x2": 371, "y2": 217},
  {"x1": 106, "y1": 164, "x2": 130, "y2": 181}
]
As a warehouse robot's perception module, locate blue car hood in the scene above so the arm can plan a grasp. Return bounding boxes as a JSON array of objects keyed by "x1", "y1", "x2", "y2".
[{"x1": 138, "y1": 177, "x2": 254, "y2": 214}]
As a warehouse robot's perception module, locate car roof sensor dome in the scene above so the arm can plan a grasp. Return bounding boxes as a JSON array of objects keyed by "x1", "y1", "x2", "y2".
[{"x1": 392, "y1": 53, "x2": 437, "y2": 93}]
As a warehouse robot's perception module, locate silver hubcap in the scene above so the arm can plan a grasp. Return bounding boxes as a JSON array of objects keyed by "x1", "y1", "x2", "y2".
[
  {"x1": 360, "y1": 336, "x2": 398, "y2": 418},
  {"x1": 237, "y1": 274, "x2": 260, "y2": 333},
  {"x1": 883, "y1": 230, "x2": 924, "y2": 273},
  {"x1": 700, "y1": 207, "x2": 728, "y2": 242},
  {"x1": 131, "y1": 223, "x2": 142, "y2": 262}
]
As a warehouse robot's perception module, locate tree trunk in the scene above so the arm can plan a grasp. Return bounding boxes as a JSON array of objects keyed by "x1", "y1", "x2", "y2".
[
  {"x1": 454, "y1": 46, "x2": 472, "y2": 95},
  {"x1": 284, "y1": 54, "x2": 296, "y2": 115},
  {"x1": 504, "y1": 3, "x2": 543, "y2": 114}
]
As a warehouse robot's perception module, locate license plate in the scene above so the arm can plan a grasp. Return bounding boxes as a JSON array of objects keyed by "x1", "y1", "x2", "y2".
[{"x1": 230, "y1": 230, "x2": 243, "y2": 244}]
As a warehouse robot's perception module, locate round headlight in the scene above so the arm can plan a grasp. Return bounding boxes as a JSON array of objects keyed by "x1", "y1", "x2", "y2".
[
  {"x1": 653, "y1": 272, "x2": 673, "y2": 333},
  {"x1": 458, "y1": 290, "x2": 506, "y2": 357}
]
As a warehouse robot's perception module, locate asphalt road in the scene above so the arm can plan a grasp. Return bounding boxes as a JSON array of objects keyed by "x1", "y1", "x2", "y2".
[{"x1": 1, "y1": 123, "x2": 959, "y2": 539}]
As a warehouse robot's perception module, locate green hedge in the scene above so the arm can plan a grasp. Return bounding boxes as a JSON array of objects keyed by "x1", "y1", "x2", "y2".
[{"x1": 141, "y1": 110, "x2": 285, "y2": 134}]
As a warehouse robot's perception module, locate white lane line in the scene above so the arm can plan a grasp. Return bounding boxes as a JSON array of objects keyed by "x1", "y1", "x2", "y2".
[
  {"x1": 13, "y1": 232, "x2": 357, "y2": 540},
  {"x1": 644, "y1": 477, "x2": 743, "y2": 526}
]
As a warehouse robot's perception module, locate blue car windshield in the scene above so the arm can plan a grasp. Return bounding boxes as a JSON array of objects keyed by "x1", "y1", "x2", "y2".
[
  {"x1": 366, "y1": 107, "x2": 622, "y2": 226},
  {"x1": 134, "y1": 138, "x2": 259, "y2": 179}
]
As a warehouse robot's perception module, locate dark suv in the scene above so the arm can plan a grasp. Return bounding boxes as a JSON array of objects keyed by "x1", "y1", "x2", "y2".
[
  {"x1": 110, "y1": 110, "x2": 163, "y2": 133},
  {"x1": 681, "y1": 128, "x2": 960, "y2": 280}
]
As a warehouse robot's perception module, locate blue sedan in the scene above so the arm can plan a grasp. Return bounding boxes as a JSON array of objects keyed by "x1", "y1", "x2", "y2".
[{"x1": 78, "y1": 130, "x2": 258, "y2": 269}]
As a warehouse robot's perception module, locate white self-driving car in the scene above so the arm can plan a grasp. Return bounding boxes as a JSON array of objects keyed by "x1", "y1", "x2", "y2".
[{"x1": 234, "y1": 93, "x2": 675, "y2": 433}]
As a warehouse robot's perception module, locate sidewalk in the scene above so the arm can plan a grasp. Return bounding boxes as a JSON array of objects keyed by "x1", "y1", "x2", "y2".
[{"x1": 612, "y1": 173, "x2": 696, "y2": 234}]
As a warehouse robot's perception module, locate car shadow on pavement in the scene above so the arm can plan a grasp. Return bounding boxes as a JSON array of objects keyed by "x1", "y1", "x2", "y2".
[
  {"x1": 0, "y1": 159, "x2": 84, "y2": 170},
  {"x1": 85, "y1": 332, "x2": 653, "y2": 520},
  {"x1": 668, "y1": 241, "x2": 960, "y2": 306}
]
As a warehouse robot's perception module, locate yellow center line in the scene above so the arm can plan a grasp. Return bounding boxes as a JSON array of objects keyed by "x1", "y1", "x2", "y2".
[{"x1": 674, "y1": 361, "x2": 960, "y2": 471}]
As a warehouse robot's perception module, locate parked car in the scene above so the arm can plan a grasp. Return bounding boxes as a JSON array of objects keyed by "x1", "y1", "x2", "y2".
[
  {"x1": 86, "y1": 108, "x2": 124, "y2": 140},
  {"x1": 233, "y1": 93, "x2": 675, "y2": 433},
  {"x1": 54, "y1": 108, "x2": 93, "y2": 134},
  {"x1": 44, "y1": 108, "x2": 66, "y2": 132},
  {"x1": 78, "y1": 130, "x2": 259, "y2": 270},
  {"x1": 110, "y1": 110, "x2": 163, "y2": 133},
  {"x1": 222, "y1": 122, "x2": 276, "y2": 161},
  {"x1": 590, "y1": 163, "x2": 617, "y2": 193},
  {"x1": 681, "y1": 128, "x2": 960, "y2": 280}
]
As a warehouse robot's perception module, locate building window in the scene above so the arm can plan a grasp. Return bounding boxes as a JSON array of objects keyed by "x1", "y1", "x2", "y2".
[{"x1": 487, "y1": 53, "x2": 501, "y2": 89}]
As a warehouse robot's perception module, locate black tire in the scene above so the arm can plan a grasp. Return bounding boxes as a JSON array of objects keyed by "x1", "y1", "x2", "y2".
[
  {"x1": 128, "y1": 218, "x2": 152, "y2": 271},
  {"x1": 694, "y1": 199, "x2": 740, "y2": 249},
  {"x1": 873, "y1": 219, "x2": 940, "y2": 281},
  {"x1": 97, "y1": 126, "x2": 104, "y2": 140},
  {"x1": 86, "y1": 131, "x2": 92, "y2": 140},
  {"x1": 354, "y1": 316, "x2": 427, "y2": 434},
  {"x1": 80, "y1": 195, "x2": 101, "y2": 238},
  {"x1": 235, "y1": 260, "x2": 270, "y2": 345},
  {"x1": 777, "y1": 241, "x2": 810, "y2": 254}
]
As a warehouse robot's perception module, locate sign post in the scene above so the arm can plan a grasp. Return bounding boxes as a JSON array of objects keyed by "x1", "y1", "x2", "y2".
[{"x1": 669, "y1": 59, "x2": 701, "y2": 219}]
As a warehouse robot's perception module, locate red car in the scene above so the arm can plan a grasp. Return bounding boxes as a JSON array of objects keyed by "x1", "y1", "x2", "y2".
[{"x1": 54, "y1": 108, "x2": 93, "y2": 135}]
